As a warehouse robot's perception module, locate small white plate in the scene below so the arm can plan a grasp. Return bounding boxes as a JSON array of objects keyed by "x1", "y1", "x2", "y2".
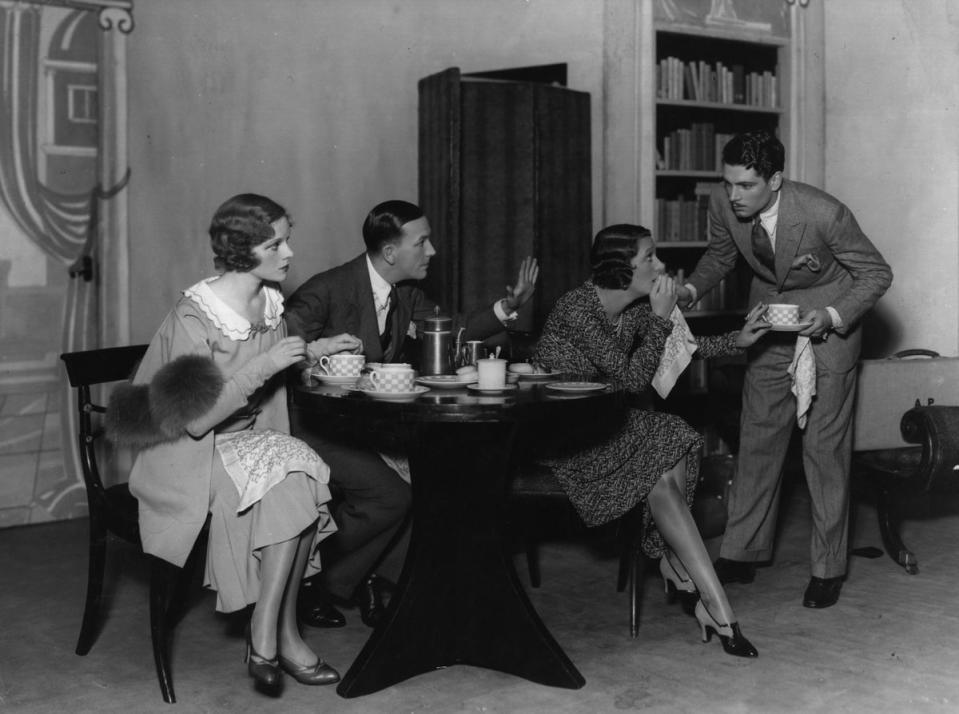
[
  {"x1": 416, "y1": 374, "x2": 478, "y2": 389},
  {"x1": 768, "y1": 322, "x2": 814, "y2": 333},
  {"x1": 516, "y1": 370, "x2": 563, "y2": 381},
  {"x1": 344, "y1": 385, "x2": 430, "y2": 400},
  {"x1": 467, "y1": 383, "x2": 519, "y2": 394},
  {"x1": 545, "y1": 381, "x2": 608, "y2": 393},
  {"x1": 312, "y1": 373, "x2": 361, "y2": 385}
]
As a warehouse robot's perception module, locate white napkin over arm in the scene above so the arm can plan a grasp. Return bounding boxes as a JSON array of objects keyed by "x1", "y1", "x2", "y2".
[
  {"x1": 652, "y1": 306, "x2": 699, "y2": 399},
  {"x1": 788, "y1": 336, "x2": 817, "y2": 429}
]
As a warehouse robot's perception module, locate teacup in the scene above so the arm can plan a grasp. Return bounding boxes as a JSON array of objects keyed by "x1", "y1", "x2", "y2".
[
  {"x1": 318, "y1": 353, "x2": 365, "y2": 377},
  {"x1": 476, "y1": 357, "x2": 507, "y2": 390},
  {"x1": 765, "y1": 303, "x2": 800, "y2": 326},
  {"x1": 369, "y1": 363, "x2": 416, "y2": 392}
]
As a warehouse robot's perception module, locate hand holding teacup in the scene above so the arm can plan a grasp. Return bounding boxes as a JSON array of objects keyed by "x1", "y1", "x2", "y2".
[
  {"x1": 307, "y1": 333, "x2": 364, "y2": 363},
  {"x1": 798, "y1": 308, "x2": 833, "y2": 339},
  {"x1": 734, "y1": 302, "x2": 772, "y2": 348}
]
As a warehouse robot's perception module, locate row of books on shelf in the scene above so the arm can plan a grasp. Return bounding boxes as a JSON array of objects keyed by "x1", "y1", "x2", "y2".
[
  {"x1": 692, "y1": 275, "x2": 745, "y2": 313},
  {"x1": 657, "y1": 56, "x2": 779, "y2": 108},
  {"x1": 656, "y1": 182, "x2": 715, "y2": 243},
  {"x1": 657, "y1": 124, "x2": 735, "y2": 172}
]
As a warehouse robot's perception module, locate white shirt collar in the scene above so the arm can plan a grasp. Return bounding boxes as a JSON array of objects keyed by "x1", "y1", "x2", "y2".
[
  {"x1": 365, "y1": 253, "x2": 393, "y2": 312},
  {"x1": 184, "y1": 278, "x2": 284, "y2": 341},
  {"x1": 758, "y1": 191, "x2": 781, "y2": 237}
]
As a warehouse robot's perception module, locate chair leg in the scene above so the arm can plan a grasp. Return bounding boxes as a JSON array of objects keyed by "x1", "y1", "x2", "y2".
[
  {"x1": 525, "y1": 539, "x2": 542, "y2": 588},
  {"x1": 75, "y1": 521, "x2": 108, "y2": 656},
  {"x1": 149, "y1": 557, "x2": 178, "y2": 704},
  {"x1": 629, "y1": 552, "x2": 646, "y2": 639},
  {"x1": 875, "y1": 483, "x2": 919, "y2": 575}
]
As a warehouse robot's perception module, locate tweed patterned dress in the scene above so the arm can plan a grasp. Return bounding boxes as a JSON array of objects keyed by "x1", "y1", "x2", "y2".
[{"x1": 531, "y1": 282, "x2": 741, "y2": 557}]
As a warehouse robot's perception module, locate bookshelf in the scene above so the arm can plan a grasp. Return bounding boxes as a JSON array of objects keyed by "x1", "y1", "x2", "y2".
[
  {"x1": 651, "y1": 18, "x2": 790, "y2": 457},
  {"x1": 601, "y1": 0, "x2": 824, "y2": 457},
  {"x1": 655, "y1": 28, "x2": 786, "y2": 326}
]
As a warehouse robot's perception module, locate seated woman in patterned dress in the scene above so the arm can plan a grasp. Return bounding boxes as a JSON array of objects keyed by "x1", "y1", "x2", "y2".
[
  {"x1": 107, "y1": 194, "x2": 363, "y2": 689},
  {"x1": 532, "y1": 223, "x2": 770, "y2": 658}
]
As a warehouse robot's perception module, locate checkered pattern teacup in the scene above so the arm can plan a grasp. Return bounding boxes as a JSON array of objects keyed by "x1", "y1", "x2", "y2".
[
  {"x1": 370, "y1": 364, "x2": 416, "y2": 392},
  {"x1": 765, "y1": 304, "x2": 800, "y2": 326},
  {"x1": 318, "y1": 353, "x2": 366, "y2": 377}
]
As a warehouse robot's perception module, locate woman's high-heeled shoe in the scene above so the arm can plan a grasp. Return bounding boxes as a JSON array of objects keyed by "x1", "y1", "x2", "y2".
[
  {"x1": 660, "y1": 555, "x2": 698, "y2": 602},
  {"x1": 245, "y1": 625, "x2": 281, "y2": 687},
  {"x1": 277, "y1": 653, "x2": 341, "y2": 686},
  {"x1": 694, "y1": 599, "x2": 758, "y2": 658}
]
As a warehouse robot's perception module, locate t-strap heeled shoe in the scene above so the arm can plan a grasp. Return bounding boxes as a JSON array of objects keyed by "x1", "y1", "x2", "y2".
[
  {"x1": 244, "y1": 624, "x2": 281, "y2": 687},
  {"x1": 659, "y1": 554, "x2": 698, "y2": 603},
  {"x1": 694, "y1": 599, "x2": 758, "y2": 658}
]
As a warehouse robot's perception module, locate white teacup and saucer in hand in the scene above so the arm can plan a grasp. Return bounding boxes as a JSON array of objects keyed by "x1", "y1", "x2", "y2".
[{"x1": 764, "y1": 303, "x2": 813, "y2": 332}]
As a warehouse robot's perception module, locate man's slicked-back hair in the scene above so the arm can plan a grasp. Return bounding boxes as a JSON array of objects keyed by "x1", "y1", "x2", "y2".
[
  {"x1": 721, "y1": 130, "x2": 785, "y2": 180},
  {"x1": 590, "y1": 223, "x2": 651, "y2": 290},
  {"x1": 208, "y1": 193, "x2": 290, "y2": 272},
  {"x1": 362, "y1": 200, "x2": 425, "y2": 253}
]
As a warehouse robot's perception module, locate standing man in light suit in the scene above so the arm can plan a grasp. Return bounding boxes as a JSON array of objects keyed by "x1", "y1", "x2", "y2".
[{"x1": 679, "y1": 131, "x2": 892, "y2": 608}]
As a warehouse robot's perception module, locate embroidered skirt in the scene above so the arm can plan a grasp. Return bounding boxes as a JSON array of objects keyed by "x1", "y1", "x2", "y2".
[{"x1": 205, "y1": 429, "x2": 336, "y2": 613}]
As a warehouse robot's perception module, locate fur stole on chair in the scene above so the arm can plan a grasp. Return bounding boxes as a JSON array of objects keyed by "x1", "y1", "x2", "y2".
[{"x1": 106, "y1": 354, "x2": 224, "y2": 448}]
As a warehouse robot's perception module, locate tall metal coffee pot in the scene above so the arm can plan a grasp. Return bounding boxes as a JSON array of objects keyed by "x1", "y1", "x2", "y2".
[{"x1": 419, "y1": 307, "x2": 453, "y2": 375}]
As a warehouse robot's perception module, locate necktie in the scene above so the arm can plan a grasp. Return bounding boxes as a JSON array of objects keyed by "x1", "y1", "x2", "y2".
[
  {"x1": 379, "y1": 287, "x2": 397, "y2": 357},
  {"x1": 751, "y1": 218, "x2": 776, "y2": 274}
]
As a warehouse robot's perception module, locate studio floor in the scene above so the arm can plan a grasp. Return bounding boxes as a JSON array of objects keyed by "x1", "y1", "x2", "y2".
[{"x1": 1, "y1": 476, "x2": 958, "y2": 714}]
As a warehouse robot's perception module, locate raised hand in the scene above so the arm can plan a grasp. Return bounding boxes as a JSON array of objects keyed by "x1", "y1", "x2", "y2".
[
  {"x1": 649, "y1": 274, "x2": 678, "y2": 319},
  {"x1": 505, "y1": 257, "x2": 540, "y2": 312},
  {"x1": 266, "y1": 336, "x2": 309, "y2": 372}
]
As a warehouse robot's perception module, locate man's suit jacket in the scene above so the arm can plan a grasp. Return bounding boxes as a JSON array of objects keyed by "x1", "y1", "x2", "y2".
[
  {"x1": 284, "y1": 254, "x2": 505, "y2": 363},
  {"x1": 688, "y1": 179, "x2": 892, "y2": 370}
]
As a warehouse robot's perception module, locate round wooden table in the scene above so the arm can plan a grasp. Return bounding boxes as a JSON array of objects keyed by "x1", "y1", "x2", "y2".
[{"x1": 293, "y1": 378, "x2": 625, "y2": 698}]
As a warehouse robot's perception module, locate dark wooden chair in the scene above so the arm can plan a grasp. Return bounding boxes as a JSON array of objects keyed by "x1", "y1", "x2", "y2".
[
  {"x1": 508, "y1": 462, "x2": 648, "y2": 638},
  {"x1": 61, "y1": 344, "x2": 207, "y2": 704},
  {"x1": 854, "y1": 404, "x2": 959, "y2": 574}
]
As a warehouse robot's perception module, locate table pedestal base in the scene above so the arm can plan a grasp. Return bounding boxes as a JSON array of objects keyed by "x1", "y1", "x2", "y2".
[{"x1": 336, "y1": 420, "x2": 584, "y2": 698}]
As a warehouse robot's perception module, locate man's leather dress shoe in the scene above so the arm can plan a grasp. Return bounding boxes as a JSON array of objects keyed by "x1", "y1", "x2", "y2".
[
  {"x1": 298, "y1": 578, "x2": 346, "y2": 628},
  {"x1": 713, "y1": 558, "x2": 756, "y2": 585},
  {"x1": 355, "y1": 574, "x2": 395, "y2": 628},
  {"x1": 802, "y1": 576, "x2": 843, "y2": 609}
]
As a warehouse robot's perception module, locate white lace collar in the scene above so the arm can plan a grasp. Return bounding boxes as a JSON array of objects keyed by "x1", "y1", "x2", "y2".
[{"x1": 184, "y1": 278, "x2": 284, "y2": 341}]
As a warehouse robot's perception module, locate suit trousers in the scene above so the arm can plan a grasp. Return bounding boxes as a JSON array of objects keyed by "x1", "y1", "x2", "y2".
[
  {"x1": 719, "y1": 335, "x2": 857, "y2": 579},
  {"x1": 290, "y1": 405, "x2": 411, "y2": 599}
]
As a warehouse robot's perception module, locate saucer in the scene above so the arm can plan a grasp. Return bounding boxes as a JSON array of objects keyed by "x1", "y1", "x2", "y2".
[
  {"x1": 312, "y1": 373, "x2": 361, "y2": 385},
  {"x1": 467, "y1": 383, "x2": 519, "y2": 394},
  {"x1": 416, "y1": 374, "x2": 478, "y2": 389},
  {"x1": 545, "y1": 381, "x2": 608, "y2": 393},
  {"x1": 345, "y1": 385, "x2": 430, "y2": 400},
  {"x1": 769, "y1": 322, "x2": 814, "y2": 333},
  {"x1": 517, "y1": 370, "x2": 563, "y2": 382}
]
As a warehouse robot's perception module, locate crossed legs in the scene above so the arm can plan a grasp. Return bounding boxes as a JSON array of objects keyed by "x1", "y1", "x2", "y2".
[
  {"x1": 250, "y1": 525, "x2": 317, "y2": 664},
  {"x1": 648, "y1": 460, "x2": 735, "y2": 625}
]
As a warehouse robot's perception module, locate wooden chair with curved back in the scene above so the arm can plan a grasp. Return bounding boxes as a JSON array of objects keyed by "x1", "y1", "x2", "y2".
[{"x1": 61, "y1": 344, "x2": 207, "y2": 704}]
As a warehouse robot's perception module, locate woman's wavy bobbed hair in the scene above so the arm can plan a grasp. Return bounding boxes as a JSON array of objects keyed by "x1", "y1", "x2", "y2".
[
  {"x1": 590, "y1": 223, "x2": 652, "y2": 290},
  {"x1": 208, "y1": 193, "x2": 291, "y2": 272}
]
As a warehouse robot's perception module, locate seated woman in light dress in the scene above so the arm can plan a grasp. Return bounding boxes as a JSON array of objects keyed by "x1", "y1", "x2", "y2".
[
  {"x1": 107, "y1": 194, "x2": 362, "y2": 689},
  {"x1": 532, "y1": 223, "x2": 770, "y2": 658}
]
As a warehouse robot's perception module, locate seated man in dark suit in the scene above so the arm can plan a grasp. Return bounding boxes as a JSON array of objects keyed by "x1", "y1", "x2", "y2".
[{"x1": 285, "y1": 199, "x2": 538, "y2": 628}]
